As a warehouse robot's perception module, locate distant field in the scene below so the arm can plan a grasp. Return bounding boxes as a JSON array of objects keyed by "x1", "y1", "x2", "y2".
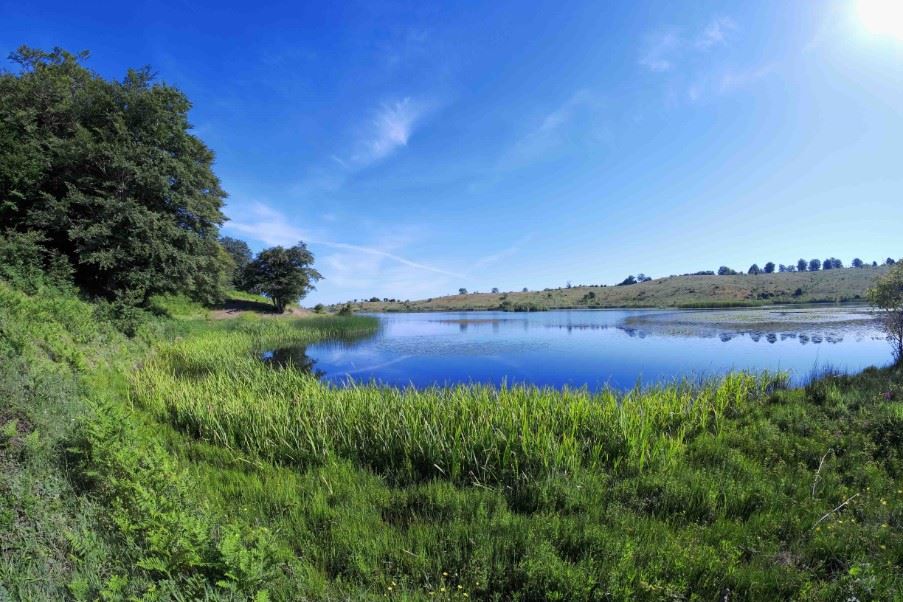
[{"x1": 334, "y1": 266, "x2": 889, "y2": 312}]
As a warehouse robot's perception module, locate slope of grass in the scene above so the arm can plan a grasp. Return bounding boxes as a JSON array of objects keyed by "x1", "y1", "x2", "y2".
[
  {"x1": 345, "y1": 266, "x2": 888, "y2": 312},
  {"x1": 2, "y1": 279, "x2": 901, "y2": 600}
]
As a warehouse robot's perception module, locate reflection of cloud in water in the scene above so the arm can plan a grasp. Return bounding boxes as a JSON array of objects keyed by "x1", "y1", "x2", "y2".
[{"x1": 339, "y1": 355, "x2": 414, "y2": 376}]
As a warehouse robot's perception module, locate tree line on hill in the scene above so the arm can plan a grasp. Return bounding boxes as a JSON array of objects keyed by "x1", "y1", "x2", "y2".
[{"x1": 0, "y1": 47, "x2": 320, "y2": 321}]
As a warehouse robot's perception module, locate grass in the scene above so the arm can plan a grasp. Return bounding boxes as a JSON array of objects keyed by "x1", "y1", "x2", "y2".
[
  {"x1": 343, "y1": 266, "x2": 887, "y2": 313},
  {"x1": 133, "y1": 326, "x2": 784, "y2": 486},
  {"x1": 2, "y1": 279, "x2": 902, "y2": 600}
]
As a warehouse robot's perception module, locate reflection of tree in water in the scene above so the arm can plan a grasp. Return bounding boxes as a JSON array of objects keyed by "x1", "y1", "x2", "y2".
[
  {"x1": 261, "y1": 331, "x2": 376, "y2": 379},
  {"x1": 263, "y1": 346, "x2": 325, "y2": 378},
  {"x1": 618, "y1": 325, "x2": 848, "y2": 345},
  {"x1": 545, "y1": 323, "x2": 612, "y2": 333}
]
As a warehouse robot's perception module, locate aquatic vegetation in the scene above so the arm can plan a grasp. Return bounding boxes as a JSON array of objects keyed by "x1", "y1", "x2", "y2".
[
  {"x1": 3, "y1": 284, "x2": 901, "y2": 600},
  {"x1": 132, "y1": 322, "x2": 786, "y2": 486}
]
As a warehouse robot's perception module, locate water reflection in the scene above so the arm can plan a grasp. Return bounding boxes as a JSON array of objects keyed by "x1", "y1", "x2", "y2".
[
  {"x1": 259, "y1": 309, "x2": 891, "y2": 391},
  {"x1": 261, "y1": 346, "x2": 324, "y2": 378}
]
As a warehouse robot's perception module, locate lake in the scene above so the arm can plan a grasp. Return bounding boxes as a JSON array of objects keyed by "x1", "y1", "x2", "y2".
[{"x1": 264, "y1": 307, "x2": 893, "y2": 390}]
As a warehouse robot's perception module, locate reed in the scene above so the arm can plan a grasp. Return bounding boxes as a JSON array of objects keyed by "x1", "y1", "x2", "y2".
[{"x1": 131, "y1": 318, "x2": 787, "y2": 487}]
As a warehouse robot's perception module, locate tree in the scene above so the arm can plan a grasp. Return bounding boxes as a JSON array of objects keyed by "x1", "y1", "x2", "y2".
[
  {"x1": 887, "y1": 258, "x2": 896, "y2": 266},
  {"x1": 522, "y1": 287, "x2": 529, "y2": 292},
  {"x1": 220, "y1": 237, "x2": 252, "y2": 288},
  {"x1": 617, "y1": 275, "x2": 637, "y2": 286},
  {"x1": 764, "y1": 262, "x2": 775, "y2": 274},
  {"x1": 458, "y1": 288, "x2": 468, "y2": 295},
  {"x1": 491, "y1": 287, "x2": 500, "y2": 294},
  {"x1": 0, "y1": 47, "x2": 230, "y2": 304},
  {"x1": 831, "y1": 258, "x2": 843, "y2": 269},
  {"x1": 868, "y1": 262, "x2": 903, "y2": 363},
  {"x1": 244, "y1": 243, "x2": 322, "y2": 313},
  {"x1": 809, "y1": 259, "x2": 821, "y2": 272},
  {"x1": 636, "y1": 273, "x2": 652, "y2": 282},
  {"x1": 718, "y1": 266, "x2": 737, "y2": 276},
  {"x1": 852, "y1": 258, "x2": 864, "y2": 268},
  {"x1": 748, "y1": 264, "x2": 761, "y2": 275},
  {"x1": 823, "y1": 258, "x2": 833, "y2": 270},
  {"x1": 797, "y1": 259, "x2": 808, "y2": 272}
]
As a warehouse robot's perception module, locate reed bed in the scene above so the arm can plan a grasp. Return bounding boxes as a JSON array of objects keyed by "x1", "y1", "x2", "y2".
[{"x1": 132, "y1": 317, "x2": 788, "y2": 486}]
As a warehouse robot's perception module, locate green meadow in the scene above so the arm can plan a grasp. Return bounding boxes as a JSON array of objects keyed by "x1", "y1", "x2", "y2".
[{"x1": 2, "y1": 281, "x2": 901, "y2": 601}]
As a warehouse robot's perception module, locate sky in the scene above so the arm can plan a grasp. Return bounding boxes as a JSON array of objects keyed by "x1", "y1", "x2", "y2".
[{"x1": 3, "y1": 0, "x2": 903, "y2": 304}]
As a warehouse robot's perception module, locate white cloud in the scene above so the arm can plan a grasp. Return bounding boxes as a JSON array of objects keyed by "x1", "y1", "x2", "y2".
[
  {"x1": 313, "y1": 240, "x2": 463, "y2": 278},
  {"x1": 684, "y1": 63, "x2": 776, "y2": 104},
  {"x1": 224, "y1": 201, "x2": 459, "y2": 277},
  {"x1": 499, "y1": 91, "x2": 604, "y2": 169},
  {"x1": 696, "y1": 17, "x2": 736, "y2": 50},
  {"x1": 719, "y1": 63, "x2": 776, "y2": 94},
  {"x1": 468, "y1": 235, "x2": 533, "y2": 273},
  {"x1": 639, "y1": 32, "x2": 680, "y2": 72},
  {"x1": 350, "y1": 98, "x2": 429, "y2": 166},
  {"x1": 225, "y1": 202, "x2": 308, "y2": 246}
]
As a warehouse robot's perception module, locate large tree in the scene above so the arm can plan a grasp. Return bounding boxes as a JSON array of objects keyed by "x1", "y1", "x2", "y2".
[
  {"x1": 869, "y1": 262, "x2": 903, "y2": 363},
  {"x1": 244, "y1": 243, "x2": 322, "y2": 312},
  {"x1": 0, "y1": 47, "x2": 230, "y2": 304},
  {"x1": 219, "y1": 236, "x2": 252, "y2": 288}
]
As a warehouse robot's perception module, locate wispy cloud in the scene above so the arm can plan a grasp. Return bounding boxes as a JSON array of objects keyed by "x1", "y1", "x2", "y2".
[
  {"x1": 499, "y1": 90, "x2": 604, "y2": 169},
  {"x1": 224, "y1": 201, "x2": 459, "y2": 278},
  {"x1": 467, "y1": 235, "x2": 533, "y2": 273},
  {"x1": 639, "y1": 31, "x2": 680, "y2": 72},
  {"x1": 685, "y1": 62, "x2": 777, "y2": 104},
  {"x1": 640, "y1": 17, "x2": 737, "y2": 74},
  {"x1": 226, "y1": 202, "x2": 308, "y2": 246},
  {"x1": 718, "y1": 63, "x2": 776, "y2": 94},
  {"x1": 349, "y1": 97, "x2": 430, "y2": 167},
  {"x1": 695, "y1": 17, "x2": 736, "y2": 50},
  {"x1": 312, "y1": 240, "x2": 462, "y2": 278}
]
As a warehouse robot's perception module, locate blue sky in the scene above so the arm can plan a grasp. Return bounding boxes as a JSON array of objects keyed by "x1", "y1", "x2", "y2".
[{"x1": 4, "y1": 0, "x2": 903, "y2": 304}]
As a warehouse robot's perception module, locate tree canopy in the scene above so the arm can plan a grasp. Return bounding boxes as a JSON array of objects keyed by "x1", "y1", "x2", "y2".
[
  {"x1": 244, "y1": 243, "x2": 322, "y2": 313},
  {"x1": 220, "y1": 236, "x2": 252, "y2": 287},
  {"x1": 0, "y1": 46, "x2": 230, "y2": 304},
  {"x1": 868, "y1": 262, "x2": 903, "y2": 362}
]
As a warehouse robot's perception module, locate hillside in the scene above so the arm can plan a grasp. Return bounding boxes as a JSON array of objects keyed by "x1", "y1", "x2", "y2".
[{"x1": 341, "y1": 266, "x2": 889, "y2": 312}]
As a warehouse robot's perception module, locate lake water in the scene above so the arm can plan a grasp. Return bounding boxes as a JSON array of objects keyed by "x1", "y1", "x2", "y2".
[{"x1": 264, "y1": 308, "x2": 893, "y2": 391}]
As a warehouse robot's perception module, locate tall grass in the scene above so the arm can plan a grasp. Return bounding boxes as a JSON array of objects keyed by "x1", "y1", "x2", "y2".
[{"x1": 132, "y1": 320, "x2": 787, "y2": 487}]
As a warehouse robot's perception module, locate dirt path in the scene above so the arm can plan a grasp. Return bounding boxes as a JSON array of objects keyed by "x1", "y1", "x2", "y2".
[{"x1": 208, "y1": 299, "x2": 311, "y2": 320}]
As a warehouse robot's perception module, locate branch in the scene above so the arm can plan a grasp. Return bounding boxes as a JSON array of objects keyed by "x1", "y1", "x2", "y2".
[{"x1": 812, "y1": 493, "x2": 859, "y2": 530}]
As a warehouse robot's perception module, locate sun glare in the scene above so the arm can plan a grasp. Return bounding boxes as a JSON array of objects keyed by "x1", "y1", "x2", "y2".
[{"x1": 858, "y1": 0, "x2": 903, "y2": 39}]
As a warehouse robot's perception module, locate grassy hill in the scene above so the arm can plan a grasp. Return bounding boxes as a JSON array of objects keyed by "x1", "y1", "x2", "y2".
[{"x1": 343, "y1": 266, "x2": 888, "y2": 312}]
